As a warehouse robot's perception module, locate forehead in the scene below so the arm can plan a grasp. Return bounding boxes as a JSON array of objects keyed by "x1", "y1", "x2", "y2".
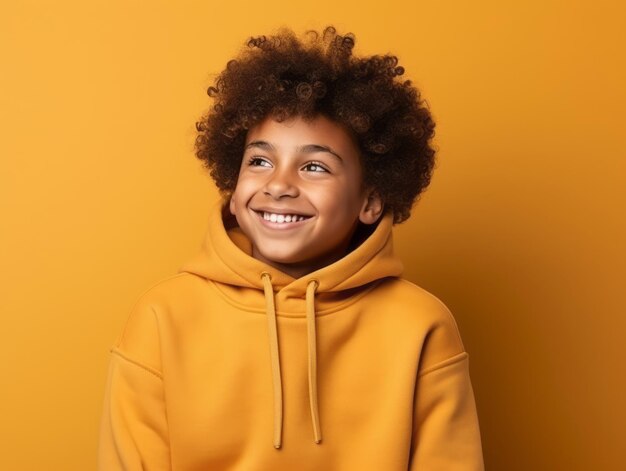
[{"x1": 244, "y1": 114, "x2": 360, "y2": 157}]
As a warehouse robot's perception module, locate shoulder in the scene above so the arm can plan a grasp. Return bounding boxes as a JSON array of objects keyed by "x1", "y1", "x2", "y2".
[
  {"x1": 125, "y1": 272, "x2": 209, "y2": 307},
  {"x1": 371, "y1": 277, "x2": 467, "y2": 370},
  {"x1": 371, "y1": 277, "x2": 461, "y2": 327},
  {"x1": 112, "y1": 272, "x2": 204, "y2": 371}
]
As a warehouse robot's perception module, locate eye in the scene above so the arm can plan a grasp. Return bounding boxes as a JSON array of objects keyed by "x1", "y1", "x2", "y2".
[
  {"x1": 247, "y1": 156, "x2": 272, "y2": 167},
  {"x1": 302, "y1": 161, "x2": 329, "y2": 173}
]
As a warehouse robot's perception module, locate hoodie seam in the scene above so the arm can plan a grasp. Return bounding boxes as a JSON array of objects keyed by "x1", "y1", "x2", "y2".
[
  {"x1": 417, "y1": 351, "x2": 468, "y2": 378},
  {"x1": 205, "y1": 278, "x2": 388, "y2": 317},
  {"x1": 110, "y1": 347, "x2": 164, "y2": 380}
]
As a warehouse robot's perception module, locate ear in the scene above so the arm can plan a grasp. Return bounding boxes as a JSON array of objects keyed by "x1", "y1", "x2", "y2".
[
  {"x1": 358, "y1": 189, "x2": 384, "y2": 225},
  {"x1": 229, "y1": 194, "x2": 236, "y2": 216}
]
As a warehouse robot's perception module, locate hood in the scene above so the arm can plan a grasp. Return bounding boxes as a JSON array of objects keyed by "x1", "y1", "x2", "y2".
[{"x1": 178, "y1": 197, "x2": 403, "y2": 449}]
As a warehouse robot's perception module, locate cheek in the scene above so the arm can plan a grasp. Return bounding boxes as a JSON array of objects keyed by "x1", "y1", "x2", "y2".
[
  {"x1": 240, "y1": 167, "x2": 266, "y2": 185},
  {"x1": 232, "y1": 175, "x2": 257, "y2": 201},
  {"x1": 309, "y1": 183, "x2": 362, "y2": 217}
]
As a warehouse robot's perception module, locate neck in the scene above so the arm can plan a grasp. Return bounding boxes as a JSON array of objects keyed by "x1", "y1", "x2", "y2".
[{"x1": 251, "y1": 239, "x2": 352, "y2": 280}]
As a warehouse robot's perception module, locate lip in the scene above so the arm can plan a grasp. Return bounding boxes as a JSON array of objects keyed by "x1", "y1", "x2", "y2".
[
  {"x1": 252, "y1": 207, "x2": 314, "y2": 217},
  {"x1": 251, "y1": 208, "x2": 313, "y2": 230}
]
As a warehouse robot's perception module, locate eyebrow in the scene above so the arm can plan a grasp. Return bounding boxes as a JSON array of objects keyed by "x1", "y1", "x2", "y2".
[{"x1": 244, "y1": 140, "x2": 344, "y2": 162}]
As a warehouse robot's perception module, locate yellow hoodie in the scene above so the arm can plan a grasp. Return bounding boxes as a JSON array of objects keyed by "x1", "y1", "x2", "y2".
[{"x1": 98, "y1": 198, "x2": 485, "y2": 470}]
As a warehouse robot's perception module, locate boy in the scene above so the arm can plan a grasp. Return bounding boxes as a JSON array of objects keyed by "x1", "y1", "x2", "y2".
[{"x1": 98, "y1": 25, "x2": 484, "y2": 470}]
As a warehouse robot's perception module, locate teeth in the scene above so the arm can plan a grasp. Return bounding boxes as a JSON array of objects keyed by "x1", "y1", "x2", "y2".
[{"x1": 262, "y1": 211, "x2": 307, "y2": 223}]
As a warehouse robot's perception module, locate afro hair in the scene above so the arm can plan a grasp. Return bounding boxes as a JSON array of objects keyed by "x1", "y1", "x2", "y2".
[{"x1": 195, "y1": 25, "x2": 437, "y2": 224}]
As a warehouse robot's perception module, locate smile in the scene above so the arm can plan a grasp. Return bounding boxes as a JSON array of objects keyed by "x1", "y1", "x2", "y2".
[{"x1": 252, "y1": 209, "x2": 313, "y2": 229}]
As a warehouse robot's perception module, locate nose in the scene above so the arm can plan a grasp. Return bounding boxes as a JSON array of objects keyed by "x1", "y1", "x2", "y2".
[{"x1": 263, "y1": 167, "x2": 299, "y2": 199}]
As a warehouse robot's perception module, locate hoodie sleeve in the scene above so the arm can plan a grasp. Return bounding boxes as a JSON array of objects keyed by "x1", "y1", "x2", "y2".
[
  {"x1": 97, "y1": 295, "x2": 171, "y2": 471},
  {"x1": 408, "y1": 304, "x2": 485, "y2": 470}
]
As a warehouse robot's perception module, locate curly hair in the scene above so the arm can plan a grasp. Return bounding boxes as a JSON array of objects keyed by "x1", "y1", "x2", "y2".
[{"x1": 194, "y1": 25, "x2": 436, "y2": 224}]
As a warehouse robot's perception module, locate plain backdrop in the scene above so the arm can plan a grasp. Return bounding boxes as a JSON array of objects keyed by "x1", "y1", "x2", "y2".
[{"x1": 1, "y1": 1, "x2": 624, "y2": 469}]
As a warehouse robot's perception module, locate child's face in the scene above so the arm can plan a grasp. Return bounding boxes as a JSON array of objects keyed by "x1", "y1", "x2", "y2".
[{"x1": 229, "y1": 114, "x2": 383, "y2": 278}]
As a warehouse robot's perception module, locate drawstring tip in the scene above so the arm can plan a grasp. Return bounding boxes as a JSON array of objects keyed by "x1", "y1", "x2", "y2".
[
  {"x1": 315, "y1": 438, "x2": 322, "y2": 444},
  {"x1": 274, "y1": 444, "x2": 281, "y2": 449}
]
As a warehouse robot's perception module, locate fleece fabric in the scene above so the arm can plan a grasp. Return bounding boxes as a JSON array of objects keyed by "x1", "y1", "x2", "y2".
[{"x1": 98, "y1": 197, "x2": 485, "y2": 470}]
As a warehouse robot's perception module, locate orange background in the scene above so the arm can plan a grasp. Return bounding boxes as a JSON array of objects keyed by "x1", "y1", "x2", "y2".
[{"x1": 1, "y1": 1, "x2": 624, "y2": 469}]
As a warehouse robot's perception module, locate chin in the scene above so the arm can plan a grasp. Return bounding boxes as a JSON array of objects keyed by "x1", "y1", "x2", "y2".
[
  {"x1": 260, "y1": 251, "x2": 301, "y2": 265},
  {"x1": 256, "y1": 246, "x2": 306, "y2": 266}
]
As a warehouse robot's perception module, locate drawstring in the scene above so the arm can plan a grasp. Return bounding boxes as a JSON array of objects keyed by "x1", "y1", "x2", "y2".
[
  {"x1": 260, "y1": 272, "x2": 322, "y2": 449},
  {"x1": 261, "y1": 273, "x2": 283, "y2": 449},
  {"x1": 306, "y1": 279, "x2": 322, "y2": 444}
]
